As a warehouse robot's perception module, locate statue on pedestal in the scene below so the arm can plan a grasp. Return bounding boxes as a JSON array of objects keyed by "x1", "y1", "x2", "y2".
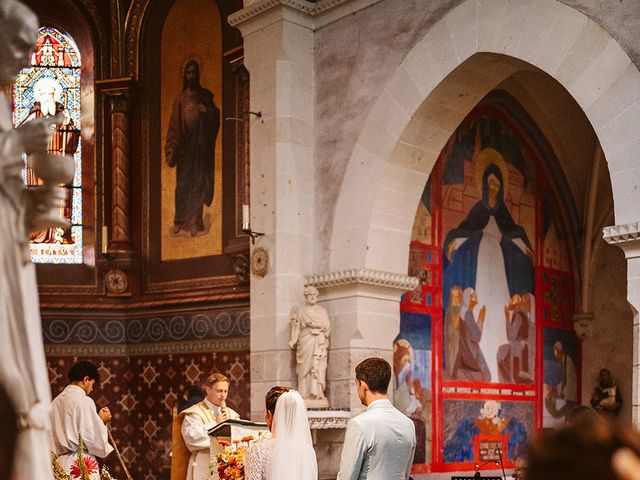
[
  {"x1": 289, "y1": 286, "x2": 330, "y2": 408},
  {"x1": 0, "y1": 1, "x2": 73, "y2": 478}
]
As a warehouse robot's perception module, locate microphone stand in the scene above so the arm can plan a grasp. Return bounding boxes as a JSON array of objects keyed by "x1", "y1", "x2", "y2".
[
  {"x1": 497, "y1": 448, "x2": 507, "y2": 480},
  {"x1": 474, "y1": 460, "x2": 499, "y2": 479}
]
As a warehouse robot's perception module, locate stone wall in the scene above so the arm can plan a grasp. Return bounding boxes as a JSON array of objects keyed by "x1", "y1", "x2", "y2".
[{"x1": 313, "y1": 0, "x2": 640, "y2": 271}]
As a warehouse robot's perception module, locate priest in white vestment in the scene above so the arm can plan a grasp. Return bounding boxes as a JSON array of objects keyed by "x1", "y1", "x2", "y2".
[
  {"x1": 181, "y1": 373, "x2": 240, "y2": 480},
  {"x1": 50, "y1": 361, "x2": 114, "y2": 480}
]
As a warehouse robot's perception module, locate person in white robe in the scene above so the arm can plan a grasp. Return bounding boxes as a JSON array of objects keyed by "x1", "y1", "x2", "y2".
[
  {"x1": 50, "y1": 361, "x2": 114, "y2": 480},
  {"x1": 0, "y1": 2, "x2": 72, "y2": 479},
  {"x1": 338, "y1": 358, "x2": 416, "y2": 480},
  {"x1": 181, "y1": 373, "x2": 240, "y2": 480}
]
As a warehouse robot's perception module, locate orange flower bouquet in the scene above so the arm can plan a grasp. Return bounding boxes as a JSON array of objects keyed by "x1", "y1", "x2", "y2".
[{"x1": 213, "y1": 435, "x2": 259, "y2": 480}]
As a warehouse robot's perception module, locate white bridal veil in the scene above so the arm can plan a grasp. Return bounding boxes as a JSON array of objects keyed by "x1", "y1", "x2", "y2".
[{"x1": 270, "y1": 390, "x2": 318, "y2": 479}]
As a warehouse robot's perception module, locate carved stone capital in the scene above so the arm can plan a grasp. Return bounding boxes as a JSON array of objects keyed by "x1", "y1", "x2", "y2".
[
  {"x1": 603, "y1": 222, "x2": 640, "y2": 257},
  {"x1": 228, "y1": 0, "x2": 382, "y2": 33},
  {"x1": 305, "y1": 269, "x2": 419, "y2": 291},
  {"x1": 573, "y1": 312, "x2": 594, "y2": 342}
]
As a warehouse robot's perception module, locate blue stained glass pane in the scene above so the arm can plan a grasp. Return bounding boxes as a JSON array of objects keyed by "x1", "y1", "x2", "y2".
[
  {"x1": 13, "y1": 26, "x2": 82, "y2": 264},
  {"x1": 71, "y1": 187, "x2": 82, "y2": 225},
  {"x1": 426, "y1": 292, "x2": 432, "y2": 305},
  {"x1": 425, "y1": 251, "x2": 432, "y2": 263}
]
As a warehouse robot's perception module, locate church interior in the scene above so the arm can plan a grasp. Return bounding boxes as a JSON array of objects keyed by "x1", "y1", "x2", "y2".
[{"x1": 9, "y1": 0, "x2": 640, "y2": 479}]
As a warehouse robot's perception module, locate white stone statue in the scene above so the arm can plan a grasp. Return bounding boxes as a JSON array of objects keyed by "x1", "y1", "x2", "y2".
[
  {"x1": 289, "y1": 286, "x2": 331, "y2": 408},
  {"x1": 0, "y1": 1, "x2": 69, "y2": 478}
]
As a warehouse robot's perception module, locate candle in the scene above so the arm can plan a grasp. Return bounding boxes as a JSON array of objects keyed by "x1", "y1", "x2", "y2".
[
  {"x1": 242, "y1": 204, "x2": 249, "y2": 231},
  {"x1": 102, "y1": 225, "x2": 108, "y2": 254}
]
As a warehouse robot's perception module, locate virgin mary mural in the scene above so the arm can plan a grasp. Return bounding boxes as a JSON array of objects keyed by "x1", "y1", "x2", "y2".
[{"x1": 444, "y1": 148, "x2": 535, "y2": 382}]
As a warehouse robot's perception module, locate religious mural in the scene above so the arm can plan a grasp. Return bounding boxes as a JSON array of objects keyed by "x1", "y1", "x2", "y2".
[
  {"x1": 160, "y1": 0, "x2": 223, "y2": 260},
  {"x1": 442, "y1": 399, "x2": 532, "y2": 464},
  {"x1": 543, "y1": 327, "x2": 579, "y2": 427},
  {"x1": 393, "y1": 312, "x2": 432, "y2": 464},
  {"x1": 399, "y1": 92, "x2": 578, "y2": 472}
]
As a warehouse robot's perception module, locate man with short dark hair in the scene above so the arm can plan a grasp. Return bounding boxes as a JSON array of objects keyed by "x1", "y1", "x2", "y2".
[
  {"x1": 180, "y1": 372, "x2": 240, "y2": 480},
  {"x1": 50, "y1": 361, "x2": 113, "y2": 480},
  {"x1": 337, "y1": 357, "x2": 416, "y2": 479}
]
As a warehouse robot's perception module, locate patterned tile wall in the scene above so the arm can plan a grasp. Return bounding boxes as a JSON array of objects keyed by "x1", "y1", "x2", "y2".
[{"x1": 44, "y1": 309, "x2": 250, "y2": 480}]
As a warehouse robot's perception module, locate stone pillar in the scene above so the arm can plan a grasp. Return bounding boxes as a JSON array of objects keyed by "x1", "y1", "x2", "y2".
[
  {"x1": 230, "y1": 5, "x2": 315, "y2": 418},
  {"x1": 305, "y1": 269, "x2": 418, "y2": 479},
  {"x1": 603, "y1": 221, "x2": 640, "y2": 427},
  {"x1": 306, "y1": 269, "x2": 419, "y2": 411}
]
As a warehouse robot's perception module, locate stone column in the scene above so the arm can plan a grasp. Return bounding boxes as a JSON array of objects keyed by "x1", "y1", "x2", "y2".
[
  {"x1": 302, "y1": 269, "x2": 417, "y2": 479},
  {"x1": 306, "y1": 269, "x2": 419, "y2": 411},
  {"x1": 230, "y1": 5, "x2": 315, "y2": 418},
  {"x1": 603, "y1": 221, "x2": 640, "y2": 427}
]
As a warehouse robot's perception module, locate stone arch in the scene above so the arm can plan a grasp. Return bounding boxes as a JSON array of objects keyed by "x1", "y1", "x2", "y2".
[{"x1": 329, "y1": 0, "x2": 640, "y2": 275}]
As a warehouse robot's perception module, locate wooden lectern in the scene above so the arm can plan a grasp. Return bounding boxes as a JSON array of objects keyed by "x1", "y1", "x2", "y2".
[{"x1": 208, "y1": 419, "x2": 269, "y2": 465}]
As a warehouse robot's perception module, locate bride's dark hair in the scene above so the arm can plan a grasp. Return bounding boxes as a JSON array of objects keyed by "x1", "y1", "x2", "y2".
[{"x1": 265, "y1": 386, "x2": 292, "y2": 414}]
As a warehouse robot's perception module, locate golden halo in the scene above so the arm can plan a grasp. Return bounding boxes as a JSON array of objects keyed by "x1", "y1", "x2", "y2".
[{"x1": 474, "y1": 147, "x2": 509, "y2": 200}]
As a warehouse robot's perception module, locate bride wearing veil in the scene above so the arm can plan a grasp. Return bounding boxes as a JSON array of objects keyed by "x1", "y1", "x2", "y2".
[{"x1": 245, "y1": 386, "x2": 318, "y2": 479}]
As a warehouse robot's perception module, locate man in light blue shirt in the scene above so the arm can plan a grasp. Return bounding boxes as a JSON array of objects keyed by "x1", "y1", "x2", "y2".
[{"x1": 337, "y1": 357, "x2": 416, "y2": 479}]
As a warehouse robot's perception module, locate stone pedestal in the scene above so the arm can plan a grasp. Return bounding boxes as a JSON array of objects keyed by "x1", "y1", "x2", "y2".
[{"x1": 308, "y1": 410, "x2": 350, "y2": 480}]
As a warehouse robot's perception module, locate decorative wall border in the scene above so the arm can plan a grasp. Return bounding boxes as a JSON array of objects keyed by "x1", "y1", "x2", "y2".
[
  {"x1": 44, "y1": 337, "x2": 249, "y2": 356},
  {"x1": 42, "y1": 310, "x2": 250, "y2": 344},
  {"x1": 305, "y1": 268, "x2": 418, "y2": 291}
]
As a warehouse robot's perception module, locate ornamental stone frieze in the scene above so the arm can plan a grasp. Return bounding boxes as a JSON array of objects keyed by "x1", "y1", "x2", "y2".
[
  {"x1": 307, "y1": 410, "x2": 351, "y2": 430},
  {"x1": 603, "y1": 221, "x2": 640, "y2": 247},
  {"x1": 305, "y1": 268, "x2": 418, "y2": 291}
]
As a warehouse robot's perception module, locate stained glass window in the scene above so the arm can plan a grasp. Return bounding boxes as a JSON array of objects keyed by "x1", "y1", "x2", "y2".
[{"x1": 12, "y1": 26, "x2": 82, "y2": 264}]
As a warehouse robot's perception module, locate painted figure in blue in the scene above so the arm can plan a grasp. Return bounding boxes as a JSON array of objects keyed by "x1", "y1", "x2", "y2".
[{"x1": 444, "y1": 149, "x2": 534, "y2": 382}]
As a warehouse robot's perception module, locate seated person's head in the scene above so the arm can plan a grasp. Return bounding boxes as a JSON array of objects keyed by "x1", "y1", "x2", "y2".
[
  {"x1": 565, "y1": 404, "x2": 601, "y2": 427},
  {"x1": 527, "y1": 418, "x2": 640, "y2": 480},
  {"x1": 0, "y1": 384, "x2": 18, "y2": 480},
  {"x1": 177, "y1": 386, "x2": 205, "y2": 413},
  {"x1": 264, "y1": 386, "x2": 292, "y2": 430}
]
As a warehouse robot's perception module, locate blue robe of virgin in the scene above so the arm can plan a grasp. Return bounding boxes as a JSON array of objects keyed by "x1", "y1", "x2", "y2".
[{"x1": 443, "y1": 164, "x2": 534, "y2": 307}]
